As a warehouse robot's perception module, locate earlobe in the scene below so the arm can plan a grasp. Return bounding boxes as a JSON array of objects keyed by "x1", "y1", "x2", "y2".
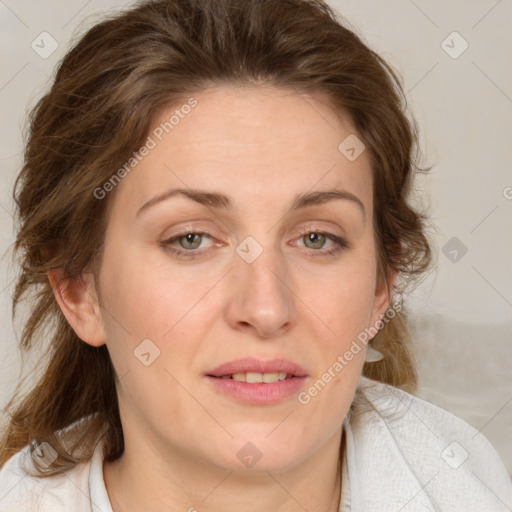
[{"x1": 47, "y1": 268, "x2": 106, "y2": 347}]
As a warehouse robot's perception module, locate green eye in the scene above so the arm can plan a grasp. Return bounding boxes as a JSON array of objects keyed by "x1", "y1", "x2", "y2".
[
  {"x1": 303, "y1": 232, "x2": 327, "y2": 250},
  {"x1": 178, "y1": 233, "x2": 203, "y2": 250},
  {"x1": 161, "y1": 229, "x2": 349, "y2": 260},
  {"x1": 297, "y1": 229, "x2": 349, "y2": 257},
  {"x1": 161, "y1": 230, "x2": 213, "y2": 259}
]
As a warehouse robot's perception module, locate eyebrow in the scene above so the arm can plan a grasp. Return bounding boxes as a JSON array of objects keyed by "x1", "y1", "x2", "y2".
[{"x1": 136, "y1": 187, "x2": 365, "y2": 221}]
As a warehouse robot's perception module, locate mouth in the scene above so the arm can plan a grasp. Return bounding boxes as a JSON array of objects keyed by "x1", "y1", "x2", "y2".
[
  {"x1": 208, "y1": 372, "x2": 295, "y2": 383},
  {"x1": 206, "y1": 357, "x2": 308, "y2": 379},
  {"x1": 205, "y1": 358, "x2": 308, "y2": 404}
]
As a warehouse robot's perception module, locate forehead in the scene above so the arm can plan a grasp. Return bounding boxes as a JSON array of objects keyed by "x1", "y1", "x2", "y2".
[{"x1": 110, "y1": 85, "x2": 373, "y2": 216}]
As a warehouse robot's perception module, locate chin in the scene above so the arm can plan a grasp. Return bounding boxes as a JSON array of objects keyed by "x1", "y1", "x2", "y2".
[{"x1": 208, "y1": 433, "x2": 307, "y2": 474}]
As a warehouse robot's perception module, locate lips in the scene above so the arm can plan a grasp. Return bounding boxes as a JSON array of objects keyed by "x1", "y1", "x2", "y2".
[
  {"x1": 206, "y1": 357, "x2": 309, "y2": 378},
  {"x1": 205, "y1": 357, "x2": 309, "y2": 405}
]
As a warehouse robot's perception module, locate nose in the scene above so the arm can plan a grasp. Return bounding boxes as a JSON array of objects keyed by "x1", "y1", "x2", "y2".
[{"x1": 224, "y1": 241, "x2": 295, "y2": 339}]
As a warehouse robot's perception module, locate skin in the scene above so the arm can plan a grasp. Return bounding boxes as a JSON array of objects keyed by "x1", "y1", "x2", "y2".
[{"x1": 49, "y1": 85, "x2": 395, "y2": 512}]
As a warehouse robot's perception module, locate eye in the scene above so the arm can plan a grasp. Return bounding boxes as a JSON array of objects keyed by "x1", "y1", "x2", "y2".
[
  {"x1": 160, "y1": 228, "x2": 349, "y2": 260},
  {"x1": 161, "y1": 230, "x2": 214, "y2": 259},
  {"x1": 175, "y1": 232, "x2": 206, "y2": 250},
  {"x1": 302, "y1": 232, "x2": 328, "y2": 250},
  {"x1": 296, "y1": 228, "x2": 349, "y2": 257}
]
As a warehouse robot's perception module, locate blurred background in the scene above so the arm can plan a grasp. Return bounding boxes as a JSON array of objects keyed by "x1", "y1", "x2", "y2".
[{"x1": 0, "y1": 0, "x2": 511, "y2": 476}]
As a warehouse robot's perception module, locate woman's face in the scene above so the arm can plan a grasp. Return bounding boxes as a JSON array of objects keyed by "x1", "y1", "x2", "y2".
[{"x1": 87, "y1": 85, "x2": 393, "y2": 472}]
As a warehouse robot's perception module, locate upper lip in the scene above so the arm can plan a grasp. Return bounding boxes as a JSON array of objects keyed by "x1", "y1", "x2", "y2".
[{"x1": 206, "y1": 357, "x2": 308, "y2": 378}]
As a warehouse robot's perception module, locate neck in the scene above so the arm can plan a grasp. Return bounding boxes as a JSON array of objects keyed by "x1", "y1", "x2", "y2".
[{"x1": 104, "y1": 427, "x2": 344, "y2": 512}]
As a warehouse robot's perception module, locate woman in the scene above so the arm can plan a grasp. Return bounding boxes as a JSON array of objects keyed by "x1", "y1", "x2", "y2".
[{"x1": 0, "y1": 0, "x2": 510, "y2": 510}]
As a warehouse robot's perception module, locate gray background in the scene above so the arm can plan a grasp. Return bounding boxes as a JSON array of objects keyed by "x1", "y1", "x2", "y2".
[{"x1": 1, "y1": 0, "x2": 511, "y2": 476}]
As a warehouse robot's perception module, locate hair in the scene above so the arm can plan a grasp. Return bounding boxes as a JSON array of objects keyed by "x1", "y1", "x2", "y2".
[{"x1": 1, "y1": 0, "x2": 432, "y2": 476}]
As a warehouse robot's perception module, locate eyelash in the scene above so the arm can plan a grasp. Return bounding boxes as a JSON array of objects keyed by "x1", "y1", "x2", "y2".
[{"x1": 161, "y1": 228, "x2": 349, "y2": 260}]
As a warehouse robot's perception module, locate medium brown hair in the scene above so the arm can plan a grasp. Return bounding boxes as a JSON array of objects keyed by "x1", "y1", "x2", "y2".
[{"x1": 1, "y1": 0, "x2": 432, "y2": 475}]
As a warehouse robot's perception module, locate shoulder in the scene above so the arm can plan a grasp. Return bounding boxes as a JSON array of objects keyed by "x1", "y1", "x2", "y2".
[
  {"x1": 0, "y1": 443, "x2": 93, "y2": 511},
  {"x1": 348, "y1": 376, "x2": 512, "y2": 511}
]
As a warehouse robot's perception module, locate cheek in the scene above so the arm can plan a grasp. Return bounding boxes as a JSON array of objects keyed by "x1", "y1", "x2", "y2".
[
  {"x1": 99, "y1": 240, "x2": 214, "y2": 336},
  {"x1": 97, "y1": 253, "x2": 226, "y2": 386},
  {"x1": 298, "y1": 263, "x2": 377, "y2": 342}
]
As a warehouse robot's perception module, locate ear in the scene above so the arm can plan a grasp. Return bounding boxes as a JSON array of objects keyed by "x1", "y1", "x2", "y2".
[
  {"x1": 47, "y1": 268, "x2": 106, "y2": 347},
  {"x1": 369, "y1": 264, "x2": 397, "y2": 330}
]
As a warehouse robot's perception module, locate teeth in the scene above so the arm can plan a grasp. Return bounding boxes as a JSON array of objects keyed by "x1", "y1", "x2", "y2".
[{"x1": 230, "y1": 372, "x2": 288, "y2": 383}]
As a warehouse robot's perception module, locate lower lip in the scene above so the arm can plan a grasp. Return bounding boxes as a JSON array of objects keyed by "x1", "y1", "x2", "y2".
[{"x1": 205, "y1": 376, "x2": 308, "y2": 405}]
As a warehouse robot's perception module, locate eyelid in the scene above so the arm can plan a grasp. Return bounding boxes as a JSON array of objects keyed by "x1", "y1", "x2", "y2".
[
  {"x1": 293, "y1": 227, "x2": 349, "y2": 254},
  {"x1": 161, "y1": 229, "x2": 216, "y2": 248},
  {"x1": 160, "y1": 225, "x2": 349, "y2": 259}
]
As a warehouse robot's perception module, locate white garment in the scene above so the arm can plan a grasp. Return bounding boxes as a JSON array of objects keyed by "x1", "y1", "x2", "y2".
[{"x1": 1, "y1": 375, "x2": 511, "y2": 511}]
